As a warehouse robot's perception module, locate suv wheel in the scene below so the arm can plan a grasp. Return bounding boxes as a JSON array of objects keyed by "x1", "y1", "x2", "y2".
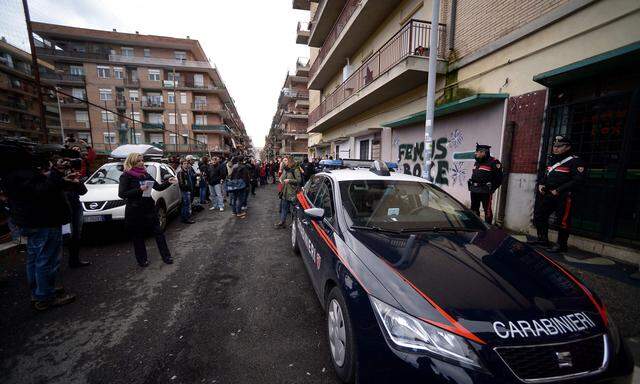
[
  {"x1": 291, "y1": 219, "x2": 301, "y2": 255},
  {"x1": 327, "y1": 287, "x2": 356, "y2": 383},
  {"x1": 157, "y1": 203, "x2": 167, "y2": 231}
]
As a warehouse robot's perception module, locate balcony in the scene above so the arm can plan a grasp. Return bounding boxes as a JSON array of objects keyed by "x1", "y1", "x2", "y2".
[
  {"x1": 55, "y1": 120, "x2": 90, "y2": 130},
  {"x1": 141, "y1": 100, "x2": 165, "y2": 110},
  {"x1": 292, "y1": 0, "x2": 310, "y2": 10},
  {"x1": 295, "y1": 99, "x2": 310, "y2": 109},
  {"x1": 39, "y1": 72, "x2": 85, "y2": 85},
  {"x1": 308, "y1": 20, "x2": 447, "y2": 133},
  {"x1": 296, "y1": 57, "x2": 310, "y2": 76},
  {"x1": 142, "y1": 123, "x2": 165, "y2": 131},
  {"x1": 191, "y1": 124, "x2": 231, "y2": 134},
  {"x1": 109, "y1": 55, "x2": 213, "y2": 70},
  {"x1": 58, "y1": 96, "x2": 87, "y2": 108},
  {"x1": 309, "y1": 0, "x2": 410, "y2": 90},
  {"x1": 123, "y1": 77, "x2": 140, "y2": 87},
  {"x1": 36, "y1": 47, "x2": 109, "y2": 61},
  {"x1": 296, "y1": 22, "x2": 310, "y2": 45},
  {"x1": 308, "y1": 0, "x2": 345, "y2": 48},
  {"x1": 115, "y1": 98, "x2": 127, "y2": 109}
]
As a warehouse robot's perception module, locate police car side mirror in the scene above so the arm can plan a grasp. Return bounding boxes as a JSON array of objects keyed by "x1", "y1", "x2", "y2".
[
  {"x1": 304, "y1": 207, "x2": 325, "y2": 221},
  {"x1": 162, "y1": 174, "x2": 172, "y2": 181}
]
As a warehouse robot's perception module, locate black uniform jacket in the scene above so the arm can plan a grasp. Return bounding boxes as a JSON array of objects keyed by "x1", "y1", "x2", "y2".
[
  {"x1": 118, "y1": 171, "x2": 171, "y2": 234},
  {"x1": 470, "y1": 157, "x2": 503, "y2": 193},
  {"x1": 540, "y1": 153, "x2": 586, "y2": 194}
]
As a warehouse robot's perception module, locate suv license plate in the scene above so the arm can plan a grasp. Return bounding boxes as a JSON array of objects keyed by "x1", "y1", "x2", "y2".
[{"x1": 84, "y1": 215, "x2": 110, "y2": 223}]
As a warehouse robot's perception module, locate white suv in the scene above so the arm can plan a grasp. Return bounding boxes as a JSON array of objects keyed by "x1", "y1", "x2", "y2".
[{"x1": 81, "y1": 160, "x2": 182, "y2": 230}]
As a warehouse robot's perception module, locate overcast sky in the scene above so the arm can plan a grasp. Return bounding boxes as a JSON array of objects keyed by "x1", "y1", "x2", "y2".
[{"x1": 1, "y1": 0, "x2": 310, "y2": 147}]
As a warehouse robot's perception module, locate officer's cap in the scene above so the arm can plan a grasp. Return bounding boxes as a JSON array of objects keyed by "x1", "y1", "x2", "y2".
[
  {"x1": 553, "y1": 135, "x2": 571, "y2": 146},
  {"x1": 475, "y1": 143, "x2": 491, "y2": 151}
]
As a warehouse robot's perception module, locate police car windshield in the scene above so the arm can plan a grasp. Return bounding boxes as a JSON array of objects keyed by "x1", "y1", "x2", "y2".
[
  {"x1": 86, "y1": 164, "x2": 157, "y2": 184},
  {"x1": 340, "y1": 180, "x2": 486, "y2": 232}
]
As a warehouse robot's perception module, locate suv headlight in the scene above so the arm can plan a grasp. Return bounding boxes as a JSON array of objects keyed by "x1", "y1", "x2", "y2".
[{"x1": 371, "y1": 296, "x2": 481, "y2": 367}]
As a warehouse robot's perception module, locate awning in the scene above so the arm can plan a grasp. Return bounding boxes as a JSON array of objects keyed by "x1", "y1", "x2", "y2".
[
  {"x1": 382, "y1": 93, "x2": 508, "y2": 128},
  {"x1": 533, "y1": 42, "x2": 640, "y2": 87}
]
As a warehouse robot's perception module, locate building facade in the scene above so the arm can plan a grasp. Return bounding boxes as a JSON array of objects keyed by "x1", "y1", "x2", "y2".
[
  {"x1": 31, "y1": 22, "x2": 250, "y2": 155},
  {"x1": 0, "y1": 38, "x2": 60, "y2": 143},
  {"x1": 297, "y1": 0, "x2": 640, "y2": 248},
  {"x1": 265, "y1": 58, "x2": 310, "y2": 160}
]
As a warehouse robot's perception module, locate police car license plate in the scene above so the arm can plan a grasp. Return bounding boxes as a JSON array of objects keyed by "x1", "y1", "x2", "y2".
[{"x1": 84, "y1": 215, "x2": 110, "y2": 223}]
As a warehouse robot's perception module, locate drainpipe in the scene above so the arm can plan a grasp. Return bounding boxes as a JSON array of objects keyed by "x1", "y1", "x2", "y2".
[
  {"x1": 447, "y1": 0, "x2": 457, "y2": 52},
  {"x1": 496, "y1": 121, "x2": 516, "y2": 228}
]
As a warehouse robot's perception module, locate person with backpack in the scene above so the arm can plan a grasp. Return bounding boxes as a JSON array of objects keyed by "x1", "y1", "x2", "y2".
[
  {"x1": 275, "y1": 156, "x2": 302, "y2": 229},
  {"x1": 226, "y1": 157, "x2": 248, "y2": 219}
]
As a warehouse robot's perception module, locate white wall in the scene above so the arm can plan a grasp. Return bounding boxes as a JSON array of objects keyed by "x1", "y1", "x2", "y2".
[{"x1": 504, "y1": 173, "x2": 538, "y2": 232}]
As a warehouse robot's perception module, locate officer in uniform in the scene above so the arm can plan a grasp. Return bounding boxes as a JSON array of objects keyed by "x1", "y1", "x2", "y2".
[
  {"x1": 531, "y1": 135, "x2": 586, "y2": 252},
  {"x1": 468, "y1": 144, "x2": 503, "y2": 224}
]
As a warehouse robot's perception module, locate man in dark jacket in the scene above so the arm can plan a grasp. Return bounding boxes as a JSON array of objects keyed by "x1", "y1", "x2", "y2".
[
  {"x1": 207, "y1": 156, "x2": 226, "y2": 211},
  {"x1": 1, "y1": 154, "x2": 78, "y2": 311},
  {"x1": 301, "y1": 157, "x2": 316, "y2": 186},
  {"x1": 467, "y1": 144, "x2": 503, "y2": 224},
  {"x1": 177, "y1": 158, "x2": 195, "y2": 224},
  {"x1": 532, "y1": 135, "x2": 586, "y2": 252}
]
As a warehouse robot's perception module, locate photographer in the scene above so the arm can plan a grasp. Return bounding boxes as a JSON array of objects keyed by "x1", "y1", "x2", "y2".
[
  {"x1": 0, "y1": 142, "x2": 78, "y2": 311},
  {"x1": 49, "y1": 153, "x2": 90, "y2": 268}
]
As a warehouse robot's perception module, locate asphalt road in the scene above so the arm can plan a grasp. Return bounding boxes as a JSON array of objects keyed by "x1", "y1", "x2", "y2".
[{"x1": 0, "y1": 184, "x2": 638, "y2": 383}]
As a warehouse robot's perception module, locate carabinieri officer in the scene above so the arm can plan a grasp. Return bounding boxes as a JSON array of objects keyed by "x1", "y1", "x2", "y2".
[
  {"x1": 532, "y1": 135, "x2": 586, "y2": 253},
  {"x1": 468, "y1": 144, "x2": 503, "y2": 224}
]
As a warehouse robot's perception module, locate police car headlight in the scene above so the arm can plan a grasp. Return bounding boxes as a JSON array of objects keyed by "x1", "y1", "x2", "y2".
[{"x1": 371, "y1": 297, "x2": 481, "y2": 367}]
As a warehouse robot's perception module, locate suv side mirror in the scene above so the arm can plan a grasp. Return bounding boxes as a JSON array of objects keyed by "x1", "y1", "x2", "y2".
[
  {"x1": 304, "y1": 207, "x2": 325, "y2": 221},
  {"x1": 163, "y1": 174, "x2": 172, "y2": 181}
]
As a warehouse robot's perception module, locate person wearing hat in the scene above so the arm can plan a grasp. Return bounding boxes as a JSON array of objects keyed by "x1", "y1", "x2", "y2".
[
  {"x1": 531, "y1": 135, "x2": 586, "y2": 252},
  {"x1": 468, "y1": 144, "x2": 503, "y2": 224}
]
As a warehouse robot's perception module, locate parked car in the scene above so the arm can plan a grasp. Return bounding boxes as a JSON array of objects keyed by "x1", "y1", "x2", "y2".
[
  {"x1": 80, "y1": 145, "x2": 182, "y2": 230},
  {"x1": 291, "y1": 159, "x2": 634, "y2": 383}
]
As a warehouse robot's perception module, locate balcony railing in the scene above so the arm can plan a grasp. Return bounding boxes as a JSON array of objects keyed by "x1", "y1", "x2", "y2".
[
  {"x1": 141, "y1": 100, "x2": 165, "y2": 109},
  {"x1": 109, "y1": 55, "x2": 213, "y2": 69},
  {"x1": 191, "y1": 124, "x2": 231, "y2": 134},
  {"x1": 309, "y1": 0, "x2": 360, "y2": 79},
  {"x1": 123, "y1": 77, "x2": 140, "y2": 87},
  {"x1": 309, "y1": 19, "x2": 446, "y2": 126},
  {"x1": 53, "y1": 120, "x2": 90, "y2": 130},
  {"x1": 58, "y1": 96, "x2": 87, "y2": 107},
  {"x1": 36, "y1": 47, "x2": 109, "y2": 61},
  {"x1": 142, "y1": 123, "x2": 165, "y2": 130},
  {"x1": 115, "y1": 98, "x2": 127, "y2": 108},
  {"x1": 39, "y1": 72, "x2": 86, "y2": 83},
  {"x1": 181, "y1": 81, "x2": 223, "y2": 91},
  {"x1": 296, "y1": 21, "x2": 311, "y2": 44}
]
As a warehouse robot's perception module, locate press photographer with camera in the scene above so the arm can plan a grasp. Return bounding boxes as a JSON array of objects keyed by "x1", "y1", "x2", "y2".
[{"x1": 0, "y1": 141, "x2": 80, "y2": 311}]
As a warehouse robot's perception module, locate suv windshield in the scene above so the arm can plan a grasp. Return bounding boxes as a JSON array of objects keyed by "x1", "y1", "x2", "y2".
[
  {"x1": 86, "y1": 164, "x2": 157, "y2": 185},
  {"x1": 339, "y1": 180, "x2": 485, "y2": 232}
]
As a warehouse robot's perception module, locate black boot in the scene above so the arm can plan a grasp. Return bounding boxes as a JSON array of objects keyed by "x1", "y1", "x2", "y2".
[
  {"x1": 548, "y1": 230, "x2": 569, "y2": 253},
  {"x1": 528, "y1": 227, "x2": 550, "y2": 247}
]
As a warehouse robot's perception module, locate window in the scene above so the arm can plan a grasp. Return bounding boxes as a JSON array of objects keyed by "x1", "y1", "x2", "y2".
[
  {"x1": 143, "y1": 48, "x2": 151, "y2": 58},
  {"x1": 174, "y1": 51, "x2": 187, "y2": 60},
  {"x1": 133, "y1": 132, "x2": 142, "y2": 144},
  {"x1": 114, "y1": 67, "x2": 124, "y2": 79},
  {"x1": 103, "y1": 132, "x2": 116, "y2": 144},
  {"x1": 77, "y1": 132, "x2": 91, "y2": 144},
  {"x1": 313, "y1": 179, "x2": 334, "y2": 223},
  {"x1": 193, "y1": 73, "x2": 204, "y2": 87},
  {"x1": 167, "y1": 72, "x2": 181, "y2": 82},
  {"x1": 121, "y1": 47, "x2": 134, "y2": 57},
  {"x1": 97, "y1": 66, "x2": 110, "y2": 79},
  {"x1": 168, "y1": 113, "x2": 176, "y2": 125},
  {"x1": 129, "y1": 90, "x2": 139, "y2": 102},
  {"x1": 181, "y1": 113, "x2": 188, "y2": 124},
  {"x1": 195, "y1": 115, "x2": 207, "y2": 125},
  {"x1": 99, "y1": 88, "x2": 112, "y2": 101},
  {"x1": 359, "y1": 139, "x2": 370, "y2": 160},
  {"x1": 180, "y1": 92, "x2": 187, "y2": 104},
  {"x1": 69, "y1": 65, "x2": 84, "y2": 76},
  {"x1": 181, "y1": 134, "x2": 188, "y2": 145},
  {"x1": 129, "y1": 111, "x2": 141, "y2": 122},
  {"x1": 75, "y1": 110, "x2": 89, "y2": 122},
  {"x1": 150, "y1": 133, "x2": 163, "y2": 143},
  {"x1": 0, "y1": 113, "x2": 10, "y2": 124},
  {"x1": 72, "y1": 88, "x2": 85, "y2": 100},
  {"x1": 148, "y1": 113, "x2": 163, "y2": 124},
  {"x1": 196, "y1": 134, "x2": 207, "y2": 144},
  {"x1": 194, "y1": 95, "x2": 206, "y2": 105},
  {"x1": 101, "y1": 111, "x2": 115, "y2": 122},
  {"x1": 304, "y1": 176, "x2": 322, "y2": 202},
  {"x1": 160, "y1": 164, "x2": 174, "y2": 180},
  {"x1": 148, "y1": 69, "x2": 161, "y2": 81},
  {"x1": 167, "y1": 92, "x2": 175, "y2": 104},
  {"x1": 169, "y1": 134, "x2": 178, "y2": 145}
]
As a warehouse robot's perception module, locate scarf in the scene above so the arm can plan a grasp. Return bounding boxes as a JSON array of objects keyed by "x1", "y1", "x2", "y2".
[{"x1": 126, "y1": 166, "x2": 147, "y2": 178}]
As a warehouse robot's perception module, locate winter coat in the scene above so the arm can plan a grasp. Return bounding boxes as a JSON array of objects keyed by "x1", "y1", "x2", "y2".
[
  {"x1": 118, "y1": 171, "x2": 172, "y2": 234},
  {"x1": 207, "y1": 163, "x2": 227, "y2": 185},
  {"x1": 279, "y1": 166, "x2": 302, "y2": 202},
  {"x1": 176, "y1": 167, "x2": 194, "y2": 193}
]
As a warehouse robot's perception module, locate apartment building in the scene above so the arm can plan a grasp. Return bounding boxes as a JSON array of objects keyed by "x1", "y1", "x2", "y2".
[
  {"x1": 0, "y1": 38, "x2": 60, "y2": 143},
  {"x1": 265, "y1": 58, "x2": 310, "y2": 160},
  {"x1": 31, "y1": 22, "x2": 250, "y2": 155},
  {"x1": 298, "y1": 0, "x2": 640, "y2": 249}
]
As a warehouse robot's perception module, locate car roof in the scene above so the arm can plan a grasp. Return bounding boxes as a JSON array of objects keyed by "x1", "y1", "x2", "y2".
[{"x1": 319, "y1": 169, "x2": 428, "y2": 183}]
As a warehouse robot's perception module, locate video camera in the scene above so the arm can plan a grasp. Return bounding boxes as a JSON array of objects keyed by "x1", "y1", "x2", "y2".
[{"x1": 0, "y1": 138, "x2": 82, "y2": 176}]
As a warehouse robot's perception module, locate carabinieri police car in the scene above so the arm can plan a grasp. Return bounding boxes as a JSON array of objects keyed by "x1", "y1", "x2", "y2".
[{"x1": 290, "y1": 159, "x2": 633, "y2": 384}]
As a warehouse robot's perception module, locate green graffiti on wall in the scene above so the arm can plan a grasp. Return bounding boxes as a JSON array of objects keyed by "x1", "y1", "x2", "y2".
[{"x1": 398, "y1": 137, "x2": 449, "y2": 185}]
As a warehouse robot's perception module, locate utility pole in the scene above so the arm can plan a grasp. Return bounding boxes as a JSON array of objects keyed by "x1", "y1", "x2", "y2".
[
  {"x1": 130, "y1": 103, "x2": 135, "y2": 144},
  {"x1": 54, "y1": 86, "x2": 64, "y2": 142},
  {"x1": 422, "y1": 0, "x2": 441, "y2": 181},
  {"x1": 173, "y1": 67, "x2": 179, "y2": 154},
  {"x1": 22, "y1": 0, "x2": 49, "y2": 143}
]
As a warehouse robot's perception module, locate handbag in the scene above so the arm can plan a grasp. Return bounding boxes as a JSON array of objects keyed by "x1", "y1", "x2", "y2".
[{"x1": 225, "y1": 178, "x2": 246, "y2": 192}]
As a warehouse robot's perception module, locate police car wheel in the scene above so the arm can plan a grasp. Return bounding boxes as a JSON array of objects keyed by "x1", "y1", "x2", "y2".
[
  {"x1": 291, "y1": 219, "x2": 301, "y2": 255},
  {"x1": 327, "y1": 287, "x2": 356, "y2": 383}
]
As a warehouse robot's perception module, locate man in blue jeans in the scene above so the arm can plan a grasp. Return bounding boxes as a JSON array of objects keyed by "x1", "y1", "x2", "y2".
[
  {"x1": 207, "y1": 156, "x2": 226, "y2": 211},
  {"x1": 1, "y1": 152, "x2": 78, "y2": 311},
  {"x1": 177, "y1": 158, "x2": 195, "y2": 224}
]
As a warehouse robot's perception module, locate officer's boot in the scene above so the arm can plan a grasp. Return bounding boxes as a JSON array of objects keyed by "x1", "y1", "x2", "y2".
[
  {"x1": 528, "y1": 226, "x2": 550, "y2": 247},
  {"x1": 548, "y1": 230, "x2": 569, "y2": 253}
]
